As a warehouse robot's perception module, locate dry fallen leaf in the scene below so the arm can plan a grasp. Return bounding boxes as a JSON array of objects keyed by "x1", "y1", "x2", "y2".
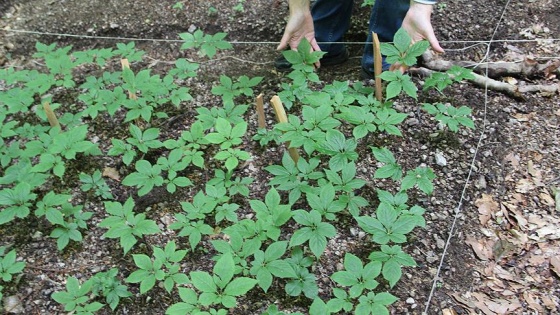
[
  {"x1": 535, "y1": 225, "x2": 560, "y2": 240},
  {"x1": 472, "y1": 292, "x2": 522, "y2": 315},
  {"x1": 475, "y1": 194, "x2": 499, "y2": 225},
  {"x1": 513, "y1": 112, "x2": 535, "y2": 122},
  {"x1": 493, "y1": 239, "x2": 516, "y2": 260},
  {"x1": 523, "y1": 291, "x2": 544, "y2": 312},
  {"x1": 503, "y1": 152, "x2": 520, "y2": 168},
  {"x1": 527, "y1": 160, "x2": 538, "y2": 177},
  {"x1": 103, "y1": 167, "x2": 120, "y2": 181},
  {"x1": 509, "y1": 229, "x2": 529, "y2": 245},
  {"x1": 466, "y1": 236, "x2": 494, "y2": 261},
  {"x1": 471, "y1": 292, "x2": 495, "y2": 315},
  {"x1": 528, "y1": 253, "x2": 547, "y2": 265},
  {"x1": 539, "y1": 191, "x2": 555, "y2": 207},
  {"x1": 502, "y1": 202, "x2": 528, "y2": 228},
  {"x1": 511, "y1": 193, "x2": 526, "y2": 205},
  {"x1": 515, "y1": 178, "x2": 535, "y2": 193},
  {"x1": 541, "y1": 294, "x2": 558, "y2": 311},
  {"x1": 451, "y1": 293, "x2": 478, "y2": 312},
  {"x1": 442, "y1": 308, "x2": 458, "y2": 315},
  {"x1": 543, "y1": 60, "x2": 560, "y2": 80},
  {"x1": 528, "y1": 214, "x2": 548, "y2": 227},
  {"x1": 531, "y1": 151, "x2": 543, "y2": 162},
  {"x1": 504, "y1": 76, "x2": 518, "y2": 85}
]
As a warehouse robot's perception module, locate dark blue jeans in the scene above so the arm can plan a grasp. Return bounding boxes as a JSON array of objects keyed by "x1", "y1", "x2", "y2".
[{"x1": 311, "y1": 0, "x2": 410, "y2": 71}]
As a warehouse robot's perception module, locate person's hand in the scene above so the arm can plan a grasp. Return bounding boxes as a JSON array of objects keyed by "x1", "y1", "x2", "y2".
[
  {"x1": 402, "y1": 2, "x2": 444, "y2": 53},
  {"x1": 277, "y1": 5, "x2": 321, "y2": 67},
  {"x1": 277, "y1": 10, "x2": 320, "y2": 51}
]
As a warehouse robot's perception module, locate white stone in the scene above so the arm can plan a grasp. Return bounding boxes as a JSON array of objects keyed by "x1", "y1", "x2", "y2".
[
  {"x1": 3, "y1": 295, "x2": 24, "y2": 313},
  {"x1": 435, "y1": 152, "x2": 447, "y2": 166}
]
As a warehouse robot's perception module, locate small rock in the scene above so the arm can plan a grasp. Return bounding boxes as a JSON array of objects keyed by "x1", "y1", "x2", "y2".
[
  {"x1": 336, "y1": 263, "x2": 344, "y2": 271},
  {"x1": 426, "y1": 251, "x2": 438, "y2": 263},
  {"x1": 32, "y1": 231, "x2": 43, "y2": 239},
  {"x1": 188, "y1": 24, "x2": 197, "y2": 33},
  {"x1": 435, "y1": 152, "x2": 447, "y2": 166},
  {"x1": 436, "y1": 238, "x2": 446, "y2": 249},
  {"x1": 475, "y1": 175, "x2": 487, "y2": 189},
  {"x1": 406, "y1": 297, "x2": 415, "y2": 304},
  {"x1": 3, "y1": 295, "x2": 24, "y2": 314},
  {"x1": 407, "y1": 118, "x2": 419, "y2": 126},
  {"x1": 109, "y1": 23, "x2": 119, "y2": 29}
]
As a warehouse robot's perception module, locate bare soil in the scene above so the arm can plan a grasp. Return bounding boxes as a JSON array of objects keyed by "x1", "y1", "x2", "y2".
[{"x1": 1, "y1": 0, "x2": 559, "y2": 314}]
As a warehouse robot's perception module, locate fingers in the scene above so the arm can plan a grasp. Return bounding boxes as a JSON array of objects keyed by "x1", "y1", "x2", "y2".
[
  {"x1": 426, "y1": 33, "x2": 444, "y2": 53},
  {"x1": 277, "y1": 32, "x2": 291, "y2": 51},
  {"x1": 310, "y1": 38, "x2": 321, "y2": 52},
  {"x1": 310, "y1": 38, "x2": 322, "y2": 68}
]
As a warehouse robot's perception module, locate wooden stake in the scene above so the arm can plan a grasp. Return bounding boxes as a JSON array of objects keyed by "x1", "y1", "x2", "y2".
[
  {"x1": 372, "y1": 32, "x2": 383, "y2": 101},
  {"x1": 43, "y1": 101, "x2": 60, "y2": 128},
  {"x1": 255, "y1": 93, "x2": 266, "y2": 129},
  {"x1": 120, "y1": 58, "x2": 137, "y2": 100},
  {"x1": 270, "y1": 95, "x2": 300, "y2": 163}
]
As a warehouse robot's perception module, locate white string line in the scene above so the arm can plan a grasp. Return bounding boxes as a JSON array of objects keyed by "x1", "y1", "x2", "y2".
[
  {"x1": 4, "y1": 28, "x2": 560, "y2": 46},
  {"x1": 422, "y1": 0, "x2": 512, "y2": 313},
  {"x1": 5, "y1": 28, "x2": 560, "y2": 58}
]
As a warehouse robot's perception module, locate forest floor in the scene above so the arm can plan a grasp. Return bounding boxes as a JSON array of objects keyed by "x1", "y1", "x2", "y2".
[{"x1": 1, "y1": 0, "x2": 559, "y2": 314}]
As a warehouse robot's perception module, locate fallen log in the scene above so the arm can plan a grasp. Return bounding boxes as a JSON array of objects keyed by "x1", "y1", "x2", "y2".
[
  {"x1": 415, "y1": 51, "x2": 560, "y2": 98},
  {"x1": 422, "y1": 51, "x2": 560, "y2": 79}
]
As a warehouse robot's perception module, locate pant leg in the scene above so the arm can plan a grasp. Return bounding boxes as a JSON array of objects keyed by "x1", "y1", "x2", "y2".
[
  {"x1": 311, "y1": 0, "x2": 354, "y2": 55},
  {"x1": 362, "y1": 0, "x2": 410, "y2": 71}
]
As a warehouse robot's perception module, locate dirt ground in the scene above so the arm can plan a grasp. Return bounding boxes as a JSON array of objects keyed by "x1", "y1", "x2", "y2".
[{"x1": 1, "y1": 0, "x2": 559, "y2": 314}]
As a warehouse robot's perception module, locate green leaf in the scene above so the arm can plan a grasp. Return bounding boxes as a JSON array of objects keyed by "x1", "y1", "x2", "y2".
[
  {"x1": 132, "y1": 254, "x2": 152, "y2": 270},
  {"x1": 190, "y1": 271, "x2": 216, "y2": 293},
  {"x1": 310, "y1": 298, "x2": 329, "y2": 315},
  {"x1": 385, "y1": 80, "x2": 402, "y2": 100},
  {"x1": 265, "y1": 241, "x2": 288, "y2": 262},
  {"x1": 214, "y1": 253, "x2": 234, "y2": 286},
  {"x1": 223, "y1": 277, "x2": 258, "y2": 296},
  {"x1": 267, "y1": 260, "x2": 296, "y2": 278},
  {"x1": 382, "y1": 259, "x2": 402, "y2": 288},
  {"x1": 393, "y1": 28, "x2": 411, "y2": 53}
]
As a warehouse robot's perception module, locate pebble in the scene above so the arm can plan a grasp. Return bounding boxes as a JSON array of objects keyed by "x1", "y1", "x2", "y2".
[
  {"x1": 435, "y1": 152, "x2": 447, "y2": 166},
  {"x1": 3, "y1": 295, "x2": 24, "y2": 313},
  {"x1": 475, "y1": 175, "x2": 487, "y2": 189},
  {"x1": 406, "y1": 297, "x2": 415, "y2": 304},
  {"x1": 436, "y1": 238, "x2": 446, "y2": 249},
  {"x1": 426, "y1": 251, "x2": 438, "y2": 263},
  {"x1": 407, "y1": 118, "x2": 419, "y2": 126}
]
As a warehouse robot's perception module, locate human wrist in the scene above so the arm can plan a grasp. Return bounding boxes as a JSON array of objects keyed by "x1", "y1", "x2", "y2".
[
  {"x1": 288, "y1": 0, "x2": 310, "y2": 14},
  {"x1": 409, "y1": 1, "x2": 435, "y2": 13}
]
